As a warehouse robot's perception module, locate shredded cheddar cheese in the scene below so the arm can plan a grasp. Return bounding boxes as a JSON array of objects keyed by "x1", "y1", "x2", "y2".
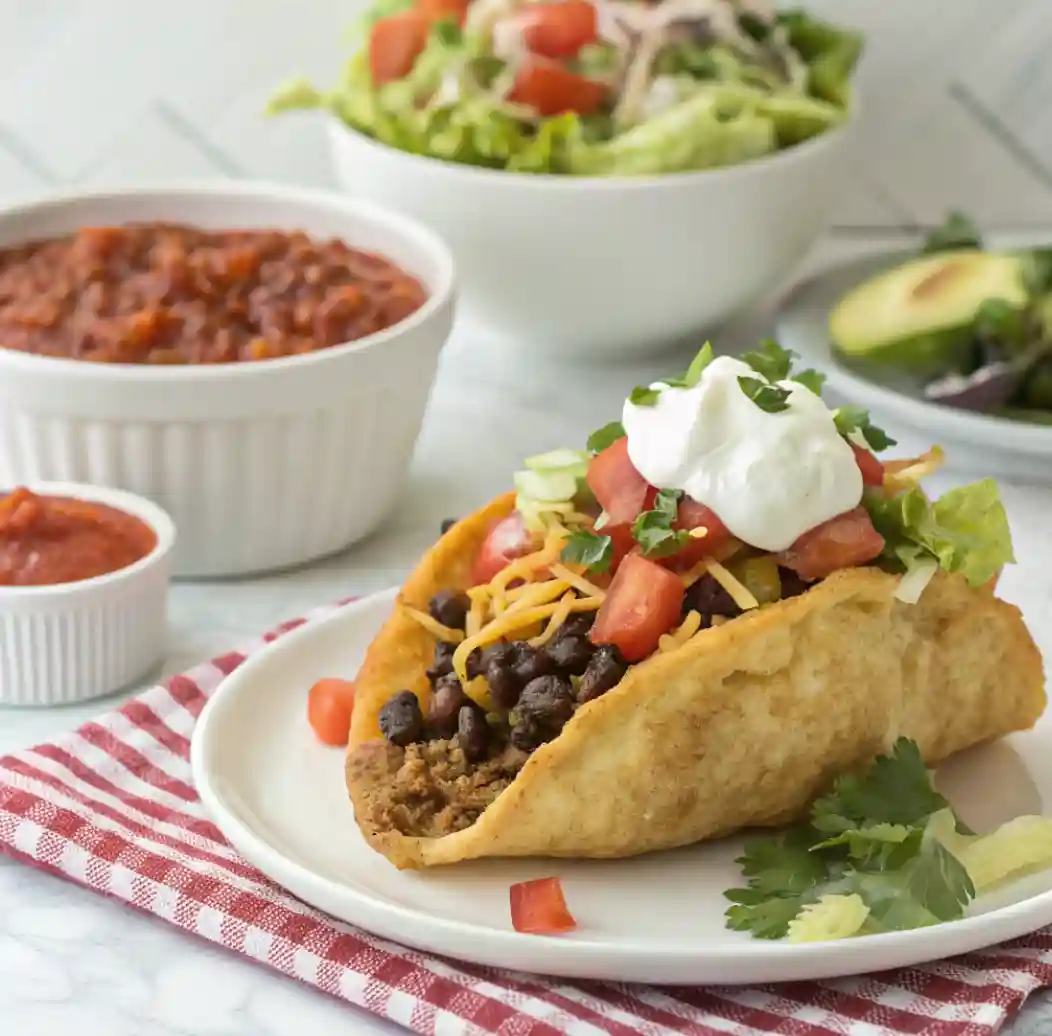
[
  {"x1": 504, "y1": 578, "x2": 572, "y2": 615},
  {"x1": 530, "y1": 591, "x2": 577, "y2": 647},
  {"x1": 705, "y1": 559, "x2": 760, "y2": 611},
  {"x1": 452, "y1": 595, "x2": 604, "y2": 683},
  {"x1": 883, "y1": 446, "x2": 945, "y2": 493},
  {"x1": 681, "y1": 559, "x2": 712, "y2": 588},
  {"x1": 466, "y1": 594, "x2": 485, "y2": 638},
  {"x1": 402, "y1": 606, "x2": 466, "y2": 643},
  {"x1": 548, "y1": 563, "x2": 606, "y2": 599},
  {"x1": 658, "y1": 609, "x2": 702, "y2": 652},
  {"x1": 463, "y1": 675, "x2": 493, "y2": 710},
  {"x1": 688, "y1": 527, "x2": 709, "y2": 539}
]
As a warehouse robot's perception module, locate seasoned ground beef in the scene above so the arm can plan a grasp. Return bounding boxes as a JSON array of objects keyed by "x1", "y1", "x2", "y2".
[{"x1": 350, "y1": 738, "x2": 528, "y2": 839}]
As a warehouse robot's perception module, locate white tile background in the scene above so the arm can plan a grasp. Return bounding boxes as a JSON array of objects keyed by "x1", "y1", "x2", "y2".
[{"x1": 0, "y1": 0, "x2": 1051, "y2": 230}]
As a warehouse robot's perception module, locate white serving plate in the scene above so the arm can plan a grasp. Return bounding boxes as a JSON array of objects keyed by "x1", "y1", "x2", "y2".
[
  {"x1": 191, "y1": 587, "x2": 1052, "y2": 986},
  {"x1": 775, "y1": 233, "x2": 1052, "y2": 483}
]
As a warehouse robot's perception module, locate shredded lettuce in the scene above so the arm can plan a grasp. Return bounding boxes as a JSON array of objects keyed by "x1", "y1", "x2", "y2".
[{"x1": 864, "y1": 478, "x2": 1014, "y2": 589}]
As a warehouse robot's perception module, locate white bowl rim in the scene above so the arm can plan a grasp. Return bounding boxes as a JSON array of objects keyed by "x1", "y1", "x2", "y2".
[
  {"x1": 0, "y1": 481, "x2": 176, "y2": 599},
  {"x1": 325, "y1": 90, "x2": 859, "y2": 190},
  {"x1": 0, "y1": 181, "x2": 456, "y2": 385}
]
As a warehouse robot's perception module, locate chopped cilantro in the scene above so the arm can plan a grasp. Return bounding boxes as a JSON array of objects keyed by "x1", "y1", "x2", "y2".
[
  {"x1": 663, "y1": 342, "x2": 715, "y2": 389},
  {"x1": 793, "y1": 368, "x2": 827, "y2": 396},
  {"x1": 833, "y1": 405, "x2": 896, "y2": 452},
  {"x1": 560, "y1": 529, "x2": 613, "y2": 573},
  {"x1": 632, "y1": 488, "x2": 691, "y2": 558},
  {"x1": 629, "y1": 385, "x2": 661, "y2": 407},
  {"x1": 723, "y1": 738, "x2": 978, "y2": 941},
  {"x1": 742, "y1": 339, "x2": 794, "y2": 382},
  {"x1": 738, "y1": 376, "x2": 791, "y2": 414},
  {"x1": 586, "y1": 421, "x2": 625, "y2": 454}
]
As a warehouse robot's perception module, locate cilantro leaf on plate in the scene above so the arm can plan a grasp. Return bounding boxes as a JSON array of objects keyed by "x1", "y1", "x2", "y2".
[
  {"x1": 921, "y1": 211, "x2": 982, "y2": 255},
  {"x1": 586, "y1": 421, "x2": 625, "y2": 454},
  {"x1": 560, "y1": 529, "x2": 613, "y2": 573},
  {"x1": 811, "y1": 738, "x2": 949, "y2": 834},
  {"x1": 833, "y1": 405, "x2": 896, "y2": 452}
]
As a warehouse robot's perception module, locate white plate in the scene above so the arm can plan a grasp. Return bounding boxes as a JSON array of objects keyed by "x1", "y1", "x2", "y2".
[
  {"x1": 775, "y1": 234, "x2": 1052, "y2": 483},
  {"x1": 191, "y1": 588, "x2": 1052, "y2": 986}
]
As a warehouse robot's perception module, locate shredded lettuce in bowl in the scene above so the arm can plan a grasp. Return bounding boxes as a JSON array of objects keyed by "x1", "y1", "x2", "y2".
[{"x1": 268, "y1": 0, "x2": 863, "y2": 177}]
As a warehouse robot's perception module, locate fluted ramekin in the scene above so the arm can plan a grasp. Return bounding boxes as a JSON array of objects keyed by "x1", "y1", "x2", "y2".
[
  {"x1": 0, "y1": 183, "x2": 456, "y2": 577},
  {"x1": 0, "y1": 482, "x2": 175, "y2": 706}
]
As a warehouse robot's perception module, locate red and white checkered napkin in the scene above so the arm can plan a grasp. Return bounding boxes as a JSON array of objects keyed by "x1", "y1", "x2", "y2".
[{"x1": 2, "y1": 600, "x2": 1052, "y2": 1036}]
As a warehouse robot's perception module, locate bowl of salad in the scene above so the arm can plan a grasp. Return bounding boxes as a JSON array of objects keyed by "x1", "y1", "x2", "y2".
[{"x1": 271, "y1": 0, "x2": 863, "y2": 359}]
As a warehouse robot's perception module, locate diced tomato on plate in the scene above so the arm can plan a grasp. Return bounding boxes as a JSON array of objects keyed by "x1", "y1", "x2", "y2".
[
  {"x1": 419, "y1": 0, "x2": 470, "y2": 24},
  {"x1": 590, "y1": 553, "x2": 685, "y2": 662},
  {"x1": 776, "y1": 507, "x2": 885, "y2": 582},
  {"x1": 510, "y1": 877, "x2": 578, "y2": 935},
  {"x1": 307, "y1": 678, "x2": 357, "y2": 746},
  {"x1": 508, "y1": 58, "x2": 606, "y2": 116},
  {"x1": 656, "y1": 498, "x2": 733, "y2": 571},
  {"x1": 519, "y1": 1, "x2": 598, "y2": 58}
]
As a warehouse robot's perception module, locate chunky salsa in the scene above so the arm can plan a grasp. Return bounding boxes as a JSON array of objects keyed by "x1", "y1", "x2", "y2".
[
  {"x1": 0, "y1": 487, "x2": 157, "y2": 587},
  {"x1": 0, "y1": 223, "x2": 428, "y2": 364}
]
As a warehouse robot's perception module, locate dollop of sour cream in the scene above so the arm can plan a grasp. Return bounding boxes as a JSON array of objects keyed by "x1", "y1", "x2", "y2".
[{"x1": 621, "y1": 356, "x2": 863, "y2": 552}]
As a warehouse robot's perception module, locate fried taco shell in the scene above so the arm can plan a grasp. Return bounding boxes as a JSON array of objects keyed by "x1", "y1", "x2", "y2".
[{"x1": 346, "y1": 494, "x2": 1045, "y2": 870}]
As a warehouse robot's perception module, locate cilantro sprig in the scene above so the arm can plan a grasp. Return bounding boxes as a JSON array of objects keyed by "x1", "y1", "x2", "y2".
[
  {"x1": 628, "y1": 343, "x2": 715, "y2": 408},
  {"x1": 724, "y1": 739, "x2": 977, "y2": 941},
  {"x1": 737, "y1": 376, "x2": 791, "y2": 414},
  {"x1": 632, "y1": 488, "x2": 692, "y2": 557},
  {"x1": 586, "y1": 421, "x2": 625, "y2": 454},
  {"x1": 560, "y1": 528, "x2": 613, "y2": 574},
  {"x1": 833, "y1": 405, "x2": 897, "y2": 452}
]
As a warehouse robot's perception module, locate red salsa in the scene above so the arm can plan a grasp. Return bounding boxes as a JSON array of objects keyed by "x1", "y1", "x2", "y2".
[
  {"x1": 0, "y1": 487, "x2": 157, "y2": 587},
  {"x1": 0, "y1": 223, "x2": 428, "y2": 364}
]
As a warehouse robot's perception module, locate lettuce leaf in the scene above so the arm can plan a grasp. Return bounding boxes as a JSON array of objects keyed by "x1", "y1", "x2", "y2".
[{"x1": 864, "y1": 478, "x2": 1014, "y2": 588}]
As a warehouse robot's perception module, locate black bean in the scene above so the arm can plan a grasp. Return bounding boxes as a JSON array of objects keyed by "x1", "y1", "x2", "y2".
[
  {"x1": 510, "y1": 642, "x2": 552, "y2": 685},
  {"x1": 577, "y1": 644, "x2": 628, "y2": 704},
  {"x1": 426, "y1": 640, "x2": 456, "y2": 684},
  {"x1": 485, "y1": 657, "x2": 521, "y2": 710},
  {"x1": 511, "y1": 675, "x2": 574, "y2": 751},
  {"x1": 546, "y1": 634, "x2": 594, "y2": 676},
  {"x1": 440, "y1": 517, "x2": 458, "y2": 535},
  {"x1": 558, "y1": 613, "x2": 595, "y2": 639},
  {"x1": 778, "y1": 567, "x2": 812, "y2": 600},
  {"x1": 457, "y1": 704, "x2": 489, "y2": 763},
  {"x1": 683, "y1": 574, "x2": 742, "y2": 625},
  {"x1": 428, "y1": 674, "x2": 467, "y2": 739},
  {"x1": 378, "y1": 690, "x2": 424, "y2": 747},
  {"x1": 467, "y1": 641, "x2": 511, "y2": 680},
  {"x1": 428, "y1": 589, "x2": 470, "y2": 630}
]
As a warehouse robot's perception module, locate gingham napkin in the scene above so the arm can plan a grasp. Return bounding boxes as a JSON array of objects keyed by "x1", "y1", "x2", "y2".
[{"x1": 2, "y1": 599, "x2": 1052, "y2": 1036}]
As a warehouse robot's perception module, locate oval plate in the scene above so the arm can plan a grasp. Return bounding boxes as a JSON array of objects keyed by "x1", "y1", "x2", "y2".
[
  {"x1": 191, "y1": 587, "x2": 1052, "y2": 985},
  {"x1": 776, "y1": 235, "x2": 1052, "y2": 483}
]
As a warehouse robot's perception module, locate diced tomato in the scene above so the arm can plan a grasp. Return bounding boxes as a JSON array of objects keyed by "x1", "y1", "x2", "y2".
[
  {"x1": 508, "y1": 58, "x2": 606, "y2": 116},
  {"x1": 654, "y1": 498, "x2": 734, "y2": 571},
  {"x1": 369, "y1": 11, "x2": 428, "y2": 85},
  {"x1": 519, "y1": 1, "x2": 598, "y2": 58},
  {"x1": 419, "y1": 0, "x2": 470, "y2": 24},
  {"x1": 776, "y1": 507, "x2": 885, "y2": 582},
  {"x1": 510, "y1": 877, "x2": 578, "y2": 935},
  {"x1": 587, "y1": 437, "x2": 656, "y2": 526},
  {"x1": 472, "y1": 512, "x2": 536, "y2": 585},
  {"x1": 851, "y1": 444, "x2": 885, "y2": 487},
  {"x1": 590, "y1": 553, "x2": 685, "y2": 663},
  {"x1": 307, "y1": 678, "x2": 356, "y2": 746}
]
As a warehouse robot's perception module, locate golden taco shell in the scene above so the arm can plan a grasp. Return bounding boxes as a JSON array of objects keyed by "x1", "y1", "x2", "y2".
[{"x1": 346, "y1": 494, "x2": 1045, "y2": 870}]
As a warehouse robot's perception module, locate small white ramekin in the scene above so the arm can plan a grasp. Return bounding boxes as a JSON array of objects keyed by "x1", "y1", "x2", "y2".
[
  {"x1": 0, "y1": 482, "x2": 175, "y2": 707},
  {"x1": 0, "y1": 183, "x2": 456, "y2": 578}
]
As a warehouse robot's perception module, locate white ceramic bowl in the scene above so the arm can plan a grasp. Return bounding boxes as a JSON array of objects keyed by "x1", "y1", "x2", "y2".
[
  {"x1": 0, "y1": 184, "x2": 456, "y2": 578},
  {"x1": 328, "y1": 114, "x2": 854, "y2": 359},
  {"x1": 0, "y1": 482, "x2": 174, "y2": 706}
]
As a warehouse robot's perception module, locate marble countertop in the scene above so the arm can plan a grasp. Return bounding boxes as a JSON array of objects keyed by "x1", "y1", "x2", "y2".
[{"x1": 4, "y1": 236, "x2": 1052, "y2": 1036}]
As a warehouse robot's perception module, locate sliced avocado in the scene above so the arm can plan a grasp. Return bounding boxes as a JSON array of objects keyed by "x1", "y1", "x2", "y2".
[{"x1": 829, "y1": 250, "x2": 1028, "y2": 371}]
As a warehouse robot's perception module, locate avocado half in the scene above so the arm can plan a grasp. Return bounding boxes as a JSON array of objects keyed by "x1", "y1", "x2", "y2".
[{"x1": 829, "y1": 250, "x2": 1028, "y2": 371}]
